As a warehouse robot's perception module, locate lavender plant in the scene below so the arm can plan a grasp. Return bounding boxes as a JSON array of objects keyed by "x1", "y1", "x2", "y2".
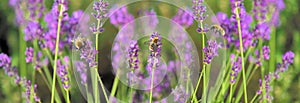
[{"x1": 0, "y1": 0, "x2": 297, "y2": 103}]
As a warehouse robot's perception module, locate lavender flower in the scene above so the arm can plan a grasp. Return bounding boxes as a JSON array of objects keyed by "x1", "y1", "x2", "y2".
[
  {"x1": 57, "y1": 59, "x2": 70, "y2": 89},
  {"x1": 0, "y1": 53, "x2": 19, "y2": 77},
  {"x1": 0, "y1": 53, "x2": 12, "y2": 69},
  {"x1": 22, "y1": 79, "x2": 41, "y2": 103},
  {"x1": 25, "y1": 47, "x2": 34, "y2": 63},
  {"x1": 27, "y1": 0, "x2": 45, "y2": 20},
  {"x1": 172, "y1": 9, "x2": 193, "y2": 27},
  {"x1": 253, "y1": 22, "x2": 271, "y2": 40},
  {"x1": 90, "y1": 0, "x2": 109, "y2": 34},
  {"x1": 92, "y1": 0, "x2": 109, "y2": 20},
  {"x1": 172, "y1": 85, "x2": 189, "y2": 103},
  {"x1": 79, "y1": 39, "x2": 98, "y2": 67},
  {"x1": 256, "y1": 73, "x2": 273, "y2": 102},
  {"x1": 24, "y1": 21, "x2": 44, "y2": 41},
  {"x1": 128, "y1": 40, "x2": 139, "y2": 70},
  {"x1": 230, "y1": 57, "x2": 242, "y2": 84},
  {"x1": 193, "y1": 0, "x2": 209, "y2": 33},
  {"x1": 203, "y1": 40, "x2": 220, "y2": 64},
  {"x1": 148, "y1": 32, "x2": 162, "y2": 68},
  {"x1": 273, "y1": 51, "x2": 294, "y2": 79},
  {"x1": 262, "y1": 46, "x2": 270, "y2": 60},
  {"x1": 192, "y1": 0, "x2": 207, "y2": 21},
  {"x1": 109, "y1": 6, "x2": 134, "y2": 27}
]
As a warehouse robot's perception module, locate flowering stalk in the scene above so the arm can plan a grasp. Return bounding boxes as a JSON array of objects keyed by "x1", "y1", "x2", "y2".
[
  {"x1": 191, "y1": 0, "x2": 209, "y2": 102},
  {"x1": 234, "y1": 1, "x2": 248, "y2": 102},
  {"x1": 90, "y1": 1, "x2": 109, "y2": 103},
  {"x1": 51, "y1": 0, "x2": 65, "y2": 102}
]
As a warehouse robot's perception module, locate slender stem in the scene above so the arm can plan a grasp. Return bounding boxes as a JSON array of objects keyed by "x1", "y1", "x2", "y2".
[
  {"x1": 66, "y1": 90, "x2": 70, "y2": 103},
  {"x1": 235, "y1": 2, "x2": 248, "y2": 103},
  {"x1": 96, "y1": 70, "x2": 110, "y2": 103},
  {"x1": 149, "y1": 69, "x2": 155, "y2": 103},
  {"x1": 229, "y1": 84, "x2": 233, "y2": 103},
  {"x1": 247, "y1": 65, "x2": 259, "y2": 83},
  {"x1": 51, "y1": 1, "x2": 65, "y2": 102},
  {"x1": 110, "y1": 72, "x2": 119, "y2": 97},
  {"x1": 86, "y1": 85, "x2": 94, "y2": 103},
  {"x1": 19, "y1": 28, "x2": 27, "y2": 77},
  {"x1": 192, "y1": 66, "x2": 204, "y2": 102},
  {"x1": 250, "y1": 94, "x2": 258, "y2": 103}
]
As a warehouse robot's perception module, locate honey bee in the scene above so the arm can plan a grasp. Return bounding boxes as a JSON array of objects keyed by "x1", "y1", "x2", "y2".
[
  {"x1": 209, "y1": 25, "x2": 225, "y2": 36},
  {"x1": 144, "y1": 36, "x2": 161, "y2": 56},
  {"x1": 73, "y1": 36, "x2": 86, "y2": 50}
]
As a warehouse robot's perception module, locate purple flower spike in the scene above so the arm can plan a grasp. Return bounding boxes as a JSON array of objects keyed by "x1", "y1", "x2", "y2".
[
  {"x1": 203, "y1": 40, "x2": 220, "y2": 64},
  {"x1": 24, "y1": 21, "x2": 44, "y2": 41},
  {"x1": 0, "y1": 53, "x2": 12, "y2": 68},
  {"x1": 25, "y1": 47, "x2": 34, "y2": 63},
  {"x1": 230, "y1": 57, "x2": 242, "y2": 84},
  {"x1": 262, "y1": 46, "x2": 270, "y2": 60},
  {"x1": 109, "y1": 6, "x2": 134, "y2": 27},
  {"x1": 92, "y1": 0, "x2": 109, "y2": 20},
  {"x1": 57, "y1": 60, "x2": 70, "y2": 89},
  {"x1": 128, "y1": 40, "x2": 139, "y2": 70},
  {"x1": 79, "y1": 39, "x2": 98, "y2": 68},
  {"x1": 147, "y1": 32, "x2": 162, "y2": 68},
  {"x1": 172, "y1": 9, "x2": 194, "y2": 27},
  {"x1": 192, "y1": 0, "x2": 208, "y2": 21},
  {"x1": 282, "y1": 51, "x2": 294, "y2": 65}
]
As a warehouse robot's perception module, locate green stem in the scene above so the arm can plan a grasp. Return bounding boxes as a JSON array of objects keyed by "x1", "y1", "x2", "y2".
[
  {"x1": 86, "y1": 85, "x2": 94, "y2": 103},
  {"x1": 66, "y1": 90, "x2": 70, "y2": 103},
  {"x1": 229, "y1": 84, "x2": 233, "y2": 103},
  {"x1": 42, "y1": 66, "x2": 62, "y2": 103},
  {"x1": 51, "y1": 1, "x2": 65, "y2": 102},
  {"x1": 192, "y1": 66, "x2": 204, "y2": 102},
  {"x1": 19, "y1": 28, "x2": 27, "y2": 77},
  {"x1": 250, "y1": 94, "x2": 258, "y2": 103},
  {"x1": 149, "y1": 69, "x2": 155, "y2": 103},
  {"x1": 235, "y1": 2, "x2": 248, "y2": 103},
  {"x1": 91, "y1": 68, "x2": 99, "y2": 103},
  {"x1": 110, "y1": 72, "x2": 119, "y2": 97},
  {"x1": 96, "y1": 69, "x2": 110, "y2": 103}
]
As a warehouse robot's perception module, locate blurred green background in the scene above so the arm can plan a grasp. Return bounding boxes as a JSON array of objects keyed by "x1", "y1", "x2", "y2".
[{"x1": 0, "y1": 0, "x2": 299, "y2": 102}]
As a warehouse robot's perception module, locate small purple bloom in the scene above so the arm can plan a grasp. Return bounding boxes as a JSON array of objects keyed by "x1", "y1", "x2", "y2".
[
  {"x1": 57, "y1": 60, "x2": 70, "y2": 89},
  {"x1": 172, "y1": 9, "x2": 193, "y2": 27},
  {"x1": 262, "y1": 46, "x2": 270, "y2": 60},
  {"x1": 192, "y1": 0, "x2": 208, "y2": 21},
  {"x1": 128, "y1": 40, "x2": 139, "y2": 70},
  {"x1": 203, "y1": 40, "x2": 220, "y2": 64},
  {"x1": 147, "y1": 32, "x2": 162, "y2": 68},
  {"x1": 230, "y1": 57, "x2": 242, "y2": 84},
  {"x1": 109, "y1": 6, "x2": 134, "y2": 27},
  {"x1": 24, "y1": 21, "x2": 44, "y2": 41},
  {"x1": 25, "y1": 47, "x2": 34, "y2": 63}
]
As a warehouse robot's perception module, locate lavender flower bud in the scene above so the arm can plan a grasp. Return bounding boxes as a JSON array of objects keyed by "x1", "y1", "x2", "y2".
[
  {"x1": 203, "y1": 40, "x2": 220, "y2": 64},
  {"x1": 109, "y1": 6, "x2": 134, "y2": 27},
  {"x1": 147, "y1": 32, "x2": 162, "y2": 68},
  {"x1": 262, "y1": 46, "x2": 270, "y2": 60},
  {"x1": 230, "y1": 57, "x2": 242, "y2": 84},
  {"x1": 172, "y1": 9, "x2": 193, "y2": 27},
  {"x1": 25, "y1": 47, "x2": 34, "y2": 63},
  {"x1": 128, "y1": 40, "x2": 139, "y2": 70},
  {"x1": 192, "y1": 0, "x2": 208, "y2": 21},
  {"x1": 57, "y1": 60, "x2": 70, "y2": 89}
]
